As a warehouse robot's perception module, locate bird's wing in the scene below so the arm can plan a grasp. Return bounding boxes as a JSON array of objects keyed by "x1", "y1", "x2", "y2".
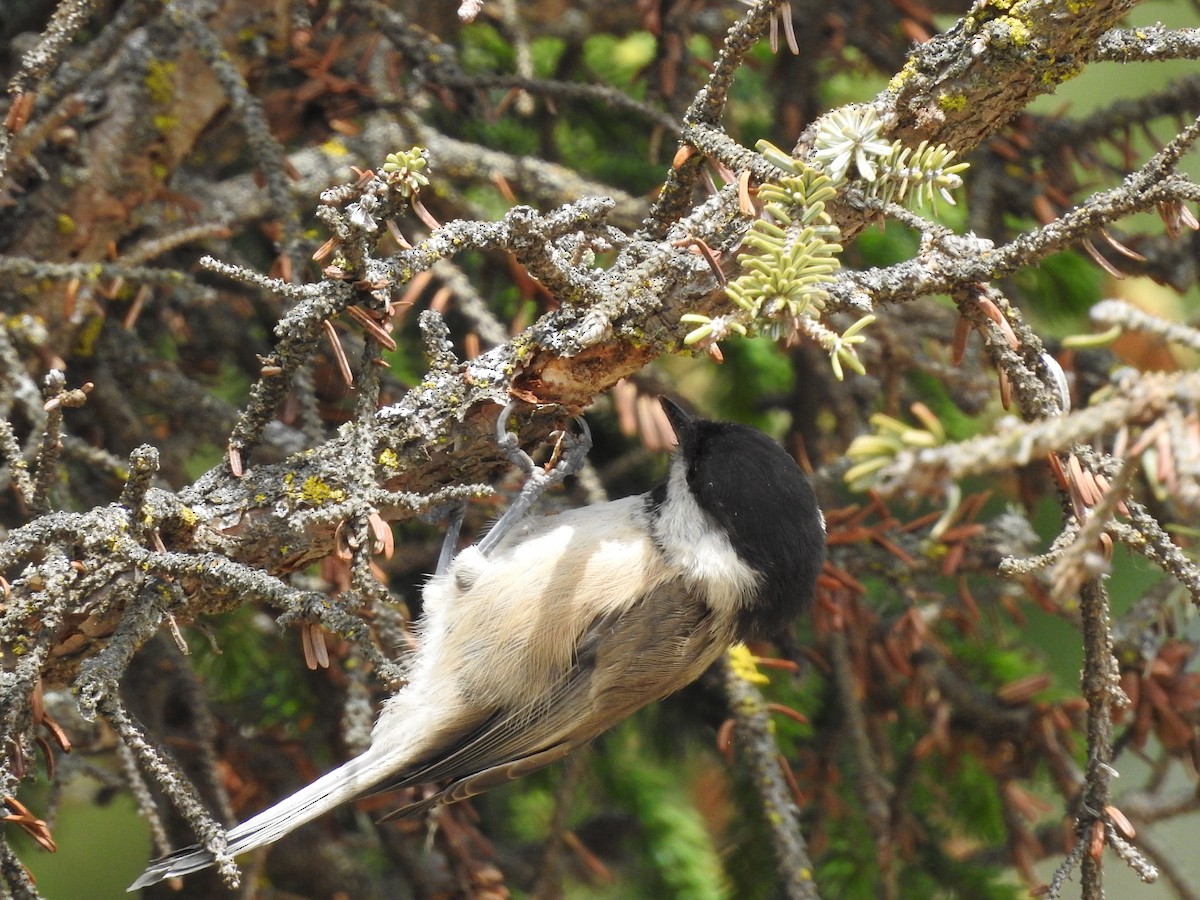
[
  {"x1": 372, "y1": 578, "x2": 732, "y2": 818},
  {"x1": 129, "y1": 582, "x2": 732, "y2": 888}
]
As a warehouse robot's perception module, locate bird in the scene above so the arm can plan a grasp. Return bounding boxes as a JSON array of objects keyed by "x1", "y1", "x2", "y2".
[{"x1": 130, "y1": 396, "x2": 825, "y2": 890}]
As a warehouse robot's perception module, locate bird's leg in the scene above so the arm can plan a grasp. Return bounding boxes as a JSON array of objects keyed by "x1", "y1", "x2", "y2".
[
  {"x1": 476, "y1": 400, "x2": 592, "y2": 556},
  {"x1": 434, "y1": 501, "x2": 466, "y2": 576}
]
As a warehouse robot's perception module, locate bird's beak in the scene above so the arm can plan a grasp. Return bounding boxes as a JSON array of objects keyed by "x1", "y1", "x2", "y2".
[{"x1": 659, "y1": 396, "x2": 694, "y2": 442}]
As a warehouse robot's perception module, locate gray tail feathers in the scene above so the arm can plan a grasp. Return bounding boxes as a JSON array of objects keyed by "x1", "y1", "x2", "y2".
[{"x1": 128, "y1": 749, "x2": 393, "y2": 891}]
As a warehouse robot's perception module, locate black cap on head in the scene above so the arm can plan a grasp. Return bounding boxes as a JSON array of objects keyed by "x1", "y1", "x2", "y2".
[{"x1": 660, "y1": 398, "x2": 825, "y2": 639}]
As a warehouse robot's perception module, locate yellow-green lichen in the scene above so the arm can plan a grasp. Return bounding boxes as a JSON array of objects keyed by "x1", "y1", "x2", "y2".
[
  {"x1": 74, "y1": 316, "x2": 105, "y2": 358},
  {"x1": 1041, "y1": 58, "x2": 1083, "y2": 85},
  {"x1": 509, "y1": 334, "x2": 537, "y2": 361},
  {"x1": 178, "y1": 506, "x2": 199, "y2": 527},
  {"x1": 726, "y1": 644, "x2": 770, "y2": 685},
  {"x1": 936, "y1": 92, "x2": 968, "y2": 112},
  {"x1": 7, "y1": 313, "x2": 39, "y2": 329},
  {"x1": 378, "y1": 448, "x2": 399, "y2": 470},
  {"x1": 299, "y1": 476, "x2": 345, "y2": 505},
  {"x1": 56, "y1": 214, "x2": 76, "y2": 235},
  {"x1": 886, "y1": 59, "x2": 919, "y2": 94},
  {"x1": 144, "y1": 60, "x2": 176, "y2": 105},
  {"x1": 995, "y1": 16, "x2": 1031, "y2": 46}
]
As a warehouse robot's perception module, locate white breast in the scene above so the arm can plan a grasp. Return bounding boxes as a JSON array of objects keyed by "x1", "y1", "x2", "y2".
[{"x1": 413, "y1": 495, "x2": 669, "y2": 710}]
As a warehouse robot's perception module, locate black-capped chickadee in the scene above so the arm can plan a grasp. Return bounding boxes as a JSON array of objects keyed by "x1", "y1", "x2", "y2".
[{"x1": 131, "y1": 397, "x2": 825, "y2": 890}]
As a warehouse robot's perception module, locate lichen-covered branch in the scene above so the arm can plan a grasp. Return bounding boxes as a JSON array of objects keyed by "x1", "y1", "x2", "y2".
[{"x1": 2, "y1": 0, "x2": 1200, "y2": 896}]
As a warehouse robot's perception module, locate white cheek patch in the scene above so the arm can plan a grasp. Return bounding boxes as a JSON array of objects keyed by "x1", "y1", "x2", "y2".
[{"x1": 652, "y1": 456, "x2": 759, "y2": 614}]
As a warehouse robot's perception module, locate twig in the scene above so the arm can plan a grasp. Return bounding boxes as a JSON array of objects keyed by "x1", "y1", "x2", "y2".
[
  {"x1": 722, "y1": 655, "x2": 821, "y2": 900},
  {"x1": 647, "y1": 0, "x2": 786, "y2": 234},
  {"x1": 828, "y1": 630, "x2": 896, "y2": 900}
]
